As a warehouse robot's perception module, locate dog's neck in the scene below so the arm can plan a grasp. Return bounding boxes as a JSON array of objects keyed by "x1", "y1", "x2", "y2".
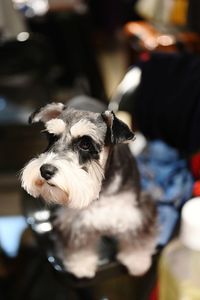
[{"x1": 101, "y1": 144, "x2": 140, "y2": 197}]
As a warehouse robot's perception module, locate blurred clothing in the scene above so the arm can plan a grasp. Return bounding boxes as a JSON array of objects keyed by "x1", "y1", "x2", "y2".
[
  {"x1": 137, "y1": 140, "x2": 193, "y2": 205},
  {"x1": 135, "y1": 140, "x2": 194, "y2": 245},
  {"x1": 133, "y1": 53, "x2": 200, "y2": 155}
]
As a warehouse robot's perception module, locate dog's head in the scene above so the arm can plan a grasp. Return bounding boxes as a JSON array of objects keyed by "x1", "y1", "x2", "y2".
[{"x1": 21, "y1": 102, "x2": 135, "y2": 208}]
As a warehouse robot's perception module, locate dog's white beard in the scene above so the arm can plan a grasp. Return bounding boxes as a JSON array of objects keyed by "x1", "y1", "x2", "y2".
[{"x1": 21, "y1": 153, "x2": 104, "y2": 208}]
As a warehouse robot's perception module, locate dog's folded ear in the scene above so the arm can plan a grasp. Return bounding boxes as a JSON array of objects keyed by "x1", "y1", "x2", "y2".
[
  {"x1": 29, "y1": 102, "x2": 65, "y2": 124},
  {"x1": 101, "y1": 110, "x2": 135, "y2": 144}
]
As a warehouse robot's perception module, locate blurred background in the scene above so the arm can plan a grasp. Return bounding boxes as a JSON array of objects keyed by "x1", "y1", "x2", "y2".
[{"x1": 1, "y1": 0, "x2": 200, "y2": 299}]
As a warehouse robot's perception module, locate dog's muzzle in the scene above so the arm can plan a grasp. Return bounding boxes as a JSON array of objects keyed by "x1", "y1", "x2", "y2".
[{"x1": 40, "y1": 164, "x2": 58, "y2": 180}]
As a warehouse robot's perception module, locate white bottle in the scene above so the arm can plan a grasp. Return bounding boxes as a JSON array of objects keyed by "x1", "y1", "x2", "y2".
[{"x1": 159, "y1": 198, "x2": 200, "y2": 300}]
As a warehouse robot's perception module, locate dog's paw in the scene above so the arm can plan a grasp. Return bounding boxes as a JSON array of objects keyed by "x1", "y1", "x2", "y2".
[
  {"x1": 63, "y1": 251, "x2": 98, "y2": 278},
  {"x1": 117, "y1": 251, "x2": 152, "y2": 276}
]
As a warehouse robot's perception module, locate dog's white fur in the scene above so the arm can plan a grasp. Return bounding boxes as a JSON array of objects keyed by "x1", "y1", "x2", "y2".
[
  {"x1": 45, "y1": 118, "x2": 66, "y2": 135},
  {"x1": 70, "y1": 119, "x2": 101, "y2": 142},
  {"x1": 57, "y1": 192, "x2": 142, "y2": 235},
  {"x1": 21, "y1": 151, "x2": 106, "y2": 208},
  {"x1": 55, "y1": 189, "x2": 156, "y2": 278}
]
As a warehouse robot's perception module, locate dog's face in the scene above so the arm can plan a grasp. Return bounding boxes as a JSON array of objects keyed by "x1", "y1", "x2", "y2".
[{"x1": 21, "y1": 103, "x2": 135, "y2": 208}]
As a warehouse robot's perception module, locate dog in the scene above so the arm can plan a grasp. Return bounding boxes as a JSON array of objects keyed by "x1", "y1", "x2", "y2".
[{"x1": 21, "y1": 102, "x2": 157, "y2": 278}]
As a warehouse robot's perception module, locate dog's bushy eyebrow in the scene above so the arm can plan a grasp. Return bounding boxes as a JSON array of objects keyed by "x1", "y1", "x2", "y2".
[
  {"x1": 70, "y1": 119, "x2": 98, "y2": 140},
  {"x1": 45, "y1": 118, "x2": 66, "y2": 135}
]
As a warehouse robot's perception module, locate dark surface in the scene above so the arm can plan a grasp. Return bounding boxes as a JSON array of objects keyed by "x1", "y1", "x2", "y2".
[{"x1": 0, "y1": 238, "x2": 158, "y2": 300}]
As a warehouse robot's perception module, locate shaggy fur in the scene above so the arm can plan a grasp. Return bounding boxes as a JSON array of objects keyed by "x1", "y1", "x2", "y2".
[{"x1": 21, "y1": 102, "x2": 157, "y2": 278}]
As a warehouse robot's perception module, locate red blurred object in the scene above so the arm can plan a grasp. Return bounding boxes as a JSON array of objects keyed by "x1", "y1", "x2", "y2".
[
  {"x1": 190, "y1": 152, "x2": 200, "y2": 179},
  {"x1": 193, "y1": 180, "x2": 200, "y2": 196},
  {"x1": 139, "y1": 51, "x2": 151, "y2": 62},
  {"x1": 149, "y1": 282, "x2": 158, "y2": 300}
]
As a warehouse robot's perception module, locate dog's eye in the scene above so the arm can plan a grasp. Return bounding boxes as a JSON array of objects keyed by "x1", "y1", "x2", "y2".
[{"x1": 78, "y1": 136, "x2": 92, "y2": 151}]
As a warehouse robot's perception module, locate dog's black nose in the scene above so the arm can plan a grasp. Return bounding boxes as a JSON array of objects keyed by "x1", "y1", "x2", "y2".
[{"x1": 40, "y1": 164, "x2": 57, "y2": 180}]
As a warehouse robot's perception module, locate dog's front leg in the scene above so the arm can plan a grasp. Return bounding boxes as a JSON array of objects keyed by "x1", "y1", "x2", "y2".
[
  {"x1": 62, "y1": 218, "x2": 100, "y2": 279},
  {"x1": 63, "y1": 241, "x2": 99, "y2": 278},
  {"x1": 116, "y1": 235, "x2": 156, "y2": 276}
]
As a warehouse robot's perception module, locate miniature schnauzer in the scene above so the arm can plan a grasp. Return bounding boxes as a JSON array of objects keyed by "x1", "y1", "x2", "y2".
[{"x1": 21, "y1": 102, "x2": 157, "y2": 278}]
